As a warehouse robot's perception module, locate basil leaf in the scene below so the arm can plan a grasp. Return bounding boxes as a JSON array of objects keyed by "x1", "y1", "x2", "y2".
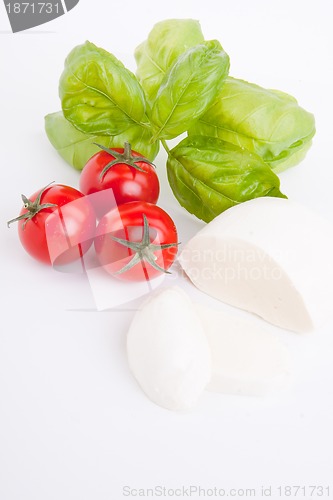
[
  {"x1": 188, "y1": 77, "x2": 315, "y2": 172},
  {"x1": 150, "y1": 40, "x2": 230, "y2": 141},
  {"x1": 135, "y1": 18, "x2": 204, "y2": 104},
  {"x1": 167, "y1": 135, "x2": 287, "y2": 223},
  {"x1": 59, "y1": 41, "x2": 149, "y2": 136},
  {"x1": 45, "y1": 111, "x2": 159, "y2": 171}
]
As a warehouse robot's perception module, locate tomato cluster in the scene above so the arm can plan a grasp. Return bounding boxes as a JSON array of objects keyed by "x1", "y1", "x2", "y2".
[{"x1": 8, "y1": 143, "x2": 179, "y2": 281}]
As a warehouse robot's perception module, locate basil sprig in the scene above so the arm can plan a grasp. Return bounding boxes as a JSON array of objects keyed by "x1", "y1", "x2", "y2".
[{"x1": 45, "y1": 19, "x2": 316, "y2": 221}]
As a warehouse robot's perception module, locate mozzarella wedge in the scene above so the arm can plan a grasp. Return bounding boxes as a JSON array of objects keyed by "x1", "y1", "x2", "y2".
[
  {"x1": 127, "y1": 287, "x2": 212, "y2": 411},
  {"x1": 196, "y1": 304, "x2": 291, "y2": 396},
  {"x1": 179, "y1": 198, "x2": 333, "y2": 332}
]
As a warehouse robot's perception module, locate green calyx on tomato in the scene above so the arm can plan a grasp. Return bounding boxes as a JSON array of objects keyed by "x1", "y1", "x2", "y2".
[
  {"x1": 95, "y1": 142, "x2": 156, "y2": 180},
  {"x1": 8, "y1": 183, "x2": 96, "y2": 266},
  {"x1": 95, "y1": 202, "x2": 178, "y2": 281},
  {"x1": 7, "y1": 182, "x2": 58, "y2": 230},
  {"x1": 110, "y1": 213, "x2": 179, "y2": 275},
  {"x1": 79, "y1": 144, "x2": 160, "y2": 220}
]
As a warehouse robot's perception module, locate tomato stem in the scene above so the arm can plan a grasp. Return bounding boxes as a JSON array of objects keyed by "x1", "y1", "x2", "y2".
[
  {"x1": 94, "y1": 142, "x2": 156, "y2": 181},
  {"x1": 7, "y1": 182, "x2": 58, "y2": 230},
  {"x1": 110, "y1": 213, "x2": 179, "y2": 275},
  {"x1": 123, "y1": 141, "x2": 132, "y2": 161}
]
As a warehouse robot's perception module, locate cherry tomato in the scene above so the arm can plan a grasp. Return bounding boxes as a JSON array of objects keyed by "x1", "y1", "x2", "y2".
[
  {"x1": 8, "y1": 183, "x2": 96, "y2": 266},
  {"x1": 94, "y1": 201, "x2": 178, "y2": 281},
  {"x1": 79, "y1": 142, "x2": 160, "y2": 219}
]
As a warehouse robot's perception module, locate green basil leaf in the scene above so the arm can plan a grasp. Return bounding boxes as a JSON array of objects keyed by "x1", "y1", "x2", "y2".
[
  {"x1": 167, "y1": 135, "x2": 287, "y2": 223},
  {"x1": 188, "y1": 77, "x2": 315, "y2": 171},
  {"x1": 59, "y1": 41, "x2": 149, "y2": 136},
  {"x1": 150, "y1": 40, "x2": 230, "y2": 141},
  {"x1": 135, "y1": 19, "x2": 205, "y2": 104},
  {"x1": 45, "y1": 111, "x2": 159, "y2": 171}
]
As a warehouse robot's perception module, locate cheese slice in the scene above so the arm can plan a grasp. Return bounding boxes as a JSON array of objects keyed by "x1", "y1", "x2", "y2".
[
  {"x1": 196, "y1": 304, "x2": 291, "y2": 396},
  {"x1": 127, "y1": 287, "x2": 212, "y2": 411},
  {"x1": 179, "y1": 198, "x2": 333, "y2": 332}
]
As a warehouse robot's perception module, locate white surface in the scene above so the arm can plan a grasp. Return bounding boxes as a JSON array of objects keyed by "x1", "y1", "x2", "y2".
[{"x1": 1, "y1": 1, "x2": 333, "y2": 498}]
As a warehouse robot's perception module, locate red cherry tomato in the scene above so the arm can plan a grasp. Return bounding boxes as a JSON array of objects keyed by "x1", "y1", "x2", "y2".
[
  {"x1": 8, "y1": 183, "x2": 96, "y2": 266},
  {"x1": 94, "y1": 201, "x2": 178, "y2": 281},
  {"x1": 79, "y1": 142, "x2": 160, "y2": 219}
]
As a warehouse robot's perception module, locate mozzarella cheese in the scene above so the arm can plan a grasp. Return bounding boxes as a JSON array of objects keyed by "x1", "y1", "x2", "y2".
[
  {"x1": 179, "y1": 198, "x2": 333, "y2": 333},
  {"x1": 127, "y1": 287, "x2": 212, "y2": 411},
  {"x1": 196, "y1": 304, "x2": 291, "y2": 396}
]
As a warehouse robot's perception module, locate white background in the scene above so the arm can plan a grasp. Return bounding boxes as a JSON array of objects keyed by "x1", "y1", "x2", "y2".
[{"x1": 1, "y1": 1, "x2": 333, "y2": 499}]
